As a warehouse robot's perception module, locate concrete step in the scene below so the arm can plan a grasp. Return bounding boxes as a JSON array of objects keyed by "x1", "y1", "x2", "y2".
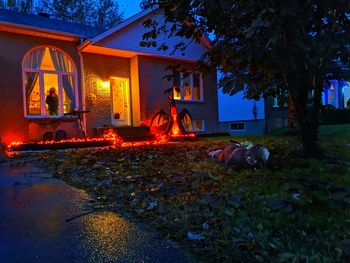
[{"x1": 94, "y1": 126, "x2": 156, "y2": 142}]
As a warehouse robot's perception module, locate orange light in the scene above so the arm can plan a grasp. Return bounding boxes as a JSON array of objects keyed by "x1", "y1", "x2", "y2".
[
  {"x1": 169, "y1": 133, "x2": 196, "y2": 139},
  {"x1": 6, "y1": 128, "x2": 170, "y2": 152}
]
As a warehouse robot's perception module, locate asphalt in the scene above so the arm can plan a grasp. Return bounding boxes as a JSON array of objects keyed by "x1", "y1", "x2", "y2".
[{"x1": 0, "y1": 157, "x2": 195, "y2": 263}]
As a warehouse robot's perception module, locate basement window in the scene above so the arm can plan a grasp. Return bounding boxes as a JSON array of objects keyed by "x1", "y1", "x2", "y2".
[
  {"x1": 183, "y1": 119, "x2": 205, "y2": 132},
  {"x1": 230, "y1": 122, "x2": 245, "y2": 131}
]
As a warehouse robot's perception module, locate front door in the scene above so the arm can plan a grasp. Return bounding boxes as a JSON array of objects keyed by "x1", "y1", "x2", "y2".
[{"x1": 110, "y1": 77, "x2": 130, "y2": 126}]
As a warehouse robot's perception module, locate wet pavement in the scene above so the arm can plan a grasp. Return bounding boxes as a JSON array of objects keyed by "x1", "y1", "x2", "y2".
[{"x1": 0, "y1": 159, "x2": 194, "y2": 263}]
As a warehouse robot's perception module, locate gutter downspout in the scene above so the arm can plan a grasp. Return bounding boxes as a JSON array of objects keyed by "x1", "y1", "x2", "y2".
[{"x1": 78, "y1": 38, "x2": 87, "y2": 136}]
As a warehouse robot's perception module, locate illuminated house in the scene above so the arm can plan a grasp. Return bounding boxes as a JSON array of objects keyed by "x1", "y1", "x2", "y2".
[
  {"x1": 0, "y1": 8, "x2": 218, "y2": 145},
  {"x1": 323, "y1": 80, "x2": 350, "y2": 109}
]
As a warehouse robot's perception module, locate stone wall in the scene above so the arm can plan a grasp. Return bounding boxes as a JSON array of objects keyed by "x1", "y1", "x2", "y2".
[
  {"x1": 82, "y1": 53, "x2": 130, "y2": 135},
  {"x1": 0, "y1": 31, "x2": 81, "y2": 144}
]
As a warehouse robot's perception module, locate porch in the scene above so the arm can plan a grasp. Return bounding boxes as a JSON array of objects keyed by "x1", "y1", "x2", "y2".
[{"x1": 93, "y1": 126, "x2": 155, "y2": 142}]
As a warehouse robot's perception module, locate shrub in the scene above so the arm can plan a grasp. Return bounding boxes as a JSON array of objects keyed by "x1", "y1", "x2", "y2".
[{"x1": 320, "y1": 108, "x2": 350, "y2": 124}]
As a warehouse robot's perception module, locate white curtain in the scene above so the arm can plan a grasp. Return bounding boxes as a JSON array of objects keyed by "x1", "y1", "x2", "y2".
[
  {"x1": 49, "y1": 48, "x2": 76, "y2": 111},
  {"x1": 24, "y1": 48, "x2": 45, "y2": 98}
]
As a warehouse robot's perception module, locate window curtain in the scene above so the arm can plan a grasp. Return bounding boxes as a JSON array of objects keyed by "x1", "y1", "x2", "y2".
[
  {"x1": 49, "y1": 48, "x2": 76, "y2": 111},
  {"x1": 25, "y1": 48, "x2": 45, "y2": 99}
]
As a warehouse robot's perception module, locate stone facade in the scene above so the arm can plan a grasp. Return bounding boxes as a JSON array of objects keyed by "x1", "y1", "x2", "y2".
[
  {"x1": 0, "y1": 31, "x2": 82, "y2": 144},
  {"x1": 82, "y1": 53, "x2": 130, "y2": 135}
]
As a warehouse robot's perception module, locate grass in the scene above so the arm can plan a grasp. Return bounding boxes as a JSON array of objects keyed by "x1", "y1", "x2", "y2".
[{"x1": 17, "y1": 124, "x2": 350, "y2": 262}]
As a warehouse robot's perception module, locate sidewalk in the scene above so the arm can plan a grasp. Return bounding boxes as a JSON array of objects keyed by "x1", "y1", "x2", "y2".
[{"x1": 0, "y1": 158, "x2": 194, "y2": 263}]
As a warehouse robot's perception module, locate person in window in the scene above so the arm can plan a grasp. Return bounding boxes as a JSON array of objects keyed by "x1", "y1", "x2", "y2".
[{"x1": 45, "y1": 87, "x2": 59, "y2": 116}]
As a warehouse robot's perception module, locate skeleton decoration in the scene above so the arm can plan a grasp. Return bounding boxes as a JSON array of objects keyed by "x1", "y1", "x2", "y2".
[{"x1": 209, "y1": 141, "x2": 270, "y2": 167}]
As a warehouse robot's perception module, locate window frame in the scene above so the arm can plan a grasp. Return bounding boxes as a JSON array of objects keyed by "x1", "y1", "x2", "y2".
[
  {"x1": 183, "y1": 119, "x2": 205, "y2": 132},
  {"x1": 272, "y1": 97, "x2": 288, "y2": 108},
  {"x1": 174, "y1": 72, "x2": 204, "y2": 102},
  {"x1": 22, "y1": 46, "x2": 79, "y2": 118},
  {"x1": 230, "y1": 122, "x2": 246, "y2": 131}
]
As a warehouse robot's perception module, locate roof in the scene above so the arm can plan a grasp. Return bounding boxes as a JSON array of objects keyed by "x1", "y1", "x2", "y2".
[
  {"x1": 0, "y1": 8, "x2": 101, "y2": 38},
  {"x1": 83, "y1": 7, "x2": 211, "y2": 49},
  {"x1": 90, "y1": 8, "x2": 156, "y2": 44}
]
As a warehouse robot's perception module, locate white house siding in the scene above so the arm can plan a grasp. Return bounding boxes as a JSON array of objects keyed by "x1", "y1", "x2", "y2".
[
  {"x1": 95, "y1": 11, "x2": 208, "y2": 62},
  {"x1": 218, "y1": 89, "x2": 266, "y2": 135},
  {"x1": 218, "y1": 90, "x2": 265, "y2": 122}
]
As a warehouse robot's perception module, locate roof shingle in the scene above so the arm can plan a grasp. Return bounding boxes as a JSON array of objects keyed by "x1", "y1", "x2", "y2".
[{"x1": 0, "y1": 8, "x2": 102, "y2": 38}]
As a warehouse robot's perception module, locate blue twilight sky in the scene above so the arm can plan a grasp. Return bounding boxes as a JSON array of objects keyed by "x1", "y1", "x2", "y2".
[{"x1": 118, "y1": 0, "x2": 142, "y2": 19}]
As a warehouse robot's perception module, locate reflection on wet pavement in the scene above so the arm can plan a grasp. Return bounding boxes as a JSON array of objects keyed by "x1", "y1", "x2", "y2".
[
  {"x1": 82, "y1": 212, "x2": 134, "y2": 261},
  {"x1": 0, "y1": 162, "x2": 194, "y2": 263}
]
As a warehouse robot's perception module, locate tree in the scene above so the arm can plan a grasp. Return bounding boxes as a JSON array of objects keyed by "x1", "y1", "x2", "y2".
[
  {"x1": 40, "y1": 0, "x2": 123, "y2": 29},
  {"x1": 1, "y1": 0, "x2": 33, "y2": 12},
  {"x1": 141, "y1": 0, "x2": 350, "y2": 157},
  {"x1": 1, "y1": 0, "x2": 123, "y2": 29},
  {"x1": 95, "y1": 0, "x2": 123, "y2": 29},
  {"x1": 41, "y1": 0, "x2": 95, "y2": 26}
]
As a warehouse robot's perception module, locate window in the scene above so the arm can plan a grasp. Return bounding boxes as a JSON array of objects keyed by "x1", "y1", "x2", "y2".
[
  {"x1": 323, "y1": 81, "x2": 339, "y2": 108},
  {"x1": 272, "y1": 96, "x2": 287, "y2": 108},
  {"x1": 344, "y1": 84, "x2": 350, "y2": 108},
  {"x1": 182, "y1": 119, "x2": 205, "y2": 132},
  {"x1": 22, "y1": 46, "x2": 78, "y2": 117},
  {"x1": 272, "y1": 97, "x2": 279, "y2": 108},
  {"x1": 326, "y1": 85, "x2": 337, "y2": 107},
  {"x1": 173, "y1": 71, "x2": 203, "y2": 101},
  {"x1": 230, "y1": 122, "x2": 245, "y2": 131}
]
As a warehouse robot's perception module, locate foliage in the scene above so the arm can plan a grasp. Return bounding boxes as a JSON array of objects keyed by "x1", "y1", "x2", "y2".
[
  {"x1": 140, "y1": 0, "x2": 350, "y2": 157},
  {"x1": 39, "y1": 0, "x2": 123, "y2": 29},
  {"x1": 94, "y1": 0, "x2": 123, "y2": 29},
  {"x1": 18, "y1": 124, "x2": 350, "y2": 262},
  {"x1": 0, "y1": 0, "x2": 34, "y2": 13},
  {"x1": 321, "y1": 108, "x2": 350, "y2": 125},
  {"x1": 0, "y1": 0, "x2": 123, "y2": 29}
]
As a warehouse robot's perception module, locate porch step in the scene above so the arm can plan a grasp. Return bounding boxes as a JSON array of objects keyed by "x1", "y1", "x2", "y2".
[{"x1": 94, "y1": 126, "x2": 156, "y2": 142}]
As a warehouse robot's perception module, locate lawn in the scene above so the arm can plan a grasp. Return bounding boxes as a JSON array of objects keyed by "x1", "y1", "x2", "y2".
[{"x1": 20, "y1": 125, "x2": 350, "y2": 262}]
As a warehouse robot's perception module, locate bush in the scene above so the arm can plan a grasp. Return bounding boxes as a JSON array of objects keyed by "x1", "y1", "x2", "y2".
[{"x1": 321, "y1": 108, "x2": 350, "y2": 124}]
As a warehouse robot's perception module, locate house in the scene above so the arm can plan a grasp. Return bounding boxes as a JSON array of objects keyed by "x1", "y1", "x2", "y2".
[
  {"x1": 218, "y1": 90, "x2": 267, "y2": 135},
  {"x1": 0, "y1": 8, "x2": 218, "y2": 145},
  {"x1": 323, "y1": 80, "x2": 350, "y2": 109},
  {"x1": 218, "y1": 76, "x2": 350, "y2": 136}
]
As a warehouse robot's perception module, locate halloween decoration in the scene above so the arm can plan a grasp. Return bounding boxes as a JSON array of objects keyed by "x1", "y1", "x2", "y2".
[
  {"x1": 209, "y1": 141, "x2": 270, "y2": 168},
  {"x1": 151, "y1": 96, "x2": 196, "y2": 140},
  {"x1": 7, "y1": 128, "x2": 168, "y2": 152}
]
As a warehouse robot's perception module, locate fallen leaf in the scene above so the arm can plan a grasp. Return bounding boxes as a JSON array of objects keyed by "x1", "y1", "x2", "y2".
[{"x1": 187, "y1": 231, "x2": 205, "y2": 240}]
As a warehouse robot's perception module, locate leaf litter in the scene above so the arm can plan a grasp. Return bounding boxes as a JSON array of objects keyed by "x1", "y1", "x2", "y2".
[{"x1": 13, "y1": 133, "x2": 350, "y2": 262}]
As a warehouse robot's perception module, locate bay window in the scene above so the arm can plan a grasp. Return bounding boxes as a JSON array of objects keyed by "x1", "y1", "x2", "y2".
[{"x1": 22, "y1": 47, "x2": 78, "y2": 117}]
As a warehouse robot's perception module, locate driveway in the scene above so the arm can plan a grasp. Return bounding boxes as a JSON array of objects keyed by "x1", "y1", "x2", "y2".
[{"x1": 0, "y1": 157, "x2": 194, "y2": 263}]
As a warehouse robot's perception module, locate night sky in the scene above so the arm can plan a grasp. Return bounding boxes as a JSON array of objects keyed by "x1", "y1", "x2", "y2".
[{"x1": 118, "y1": 0, "x2": 142, "y2": 18}]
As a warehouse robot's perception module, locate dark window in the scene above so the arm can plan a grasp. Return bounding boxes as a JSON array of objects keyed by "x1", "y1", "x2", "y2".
[{"x1": 230, "y1": 122, "x2": 245, "y2": 131}]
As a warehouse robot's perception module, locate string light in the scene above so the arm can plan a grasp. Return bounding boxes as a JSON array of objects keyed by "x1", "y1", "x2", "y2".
[{"x1": 6, "y1": 128, "x2": 173, "y2": 152}]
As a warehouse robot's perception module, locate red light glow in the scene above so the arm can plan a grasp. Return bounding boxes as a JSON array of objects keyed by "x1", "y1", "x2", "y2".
[
  {"x1": 169, "y1": 133, "x2": 196, "y2": 140},
  {"x1": 6, "y1": 128, "x2": 169, "y2": 152}
]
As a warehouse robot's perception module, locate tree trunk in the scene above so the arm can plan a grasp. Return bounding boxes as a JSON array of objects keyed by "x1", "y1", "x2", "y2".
[
  {"x1": 299, "y1": 115, "x2": 323, "y2": 158},
  {"x1": 287, "y1": 77, "x2": 323, "y2": 158},
  {"x1": 287, "y1": 95, "x2": 299, "y2": 134}
]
